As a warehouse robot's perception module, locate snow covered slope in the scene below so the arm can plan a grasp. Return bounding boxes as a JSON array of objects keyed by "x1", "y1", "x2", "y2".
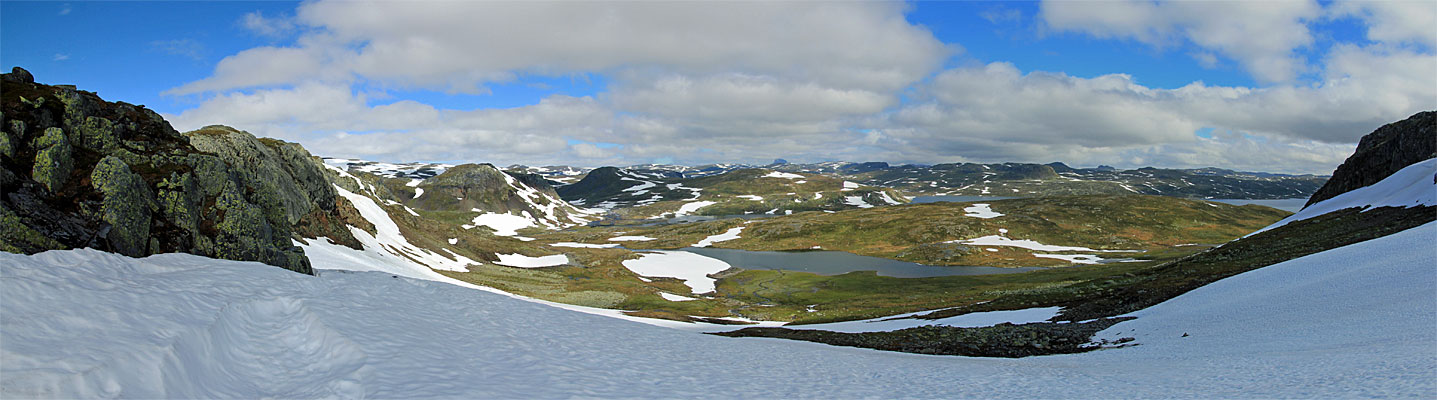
[
  {"x1": 1253, "y1": 158, "x2": 1435, "y2": 235},
  {"x1": 4, "y1": 223, "x2": 1432, "y2": 398}
]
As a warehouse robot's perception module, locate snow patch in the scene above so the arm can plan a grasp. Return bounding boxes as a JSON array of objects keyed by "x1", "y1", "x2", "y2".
[
  {"x1": 843, "y1": 196, "x2": 874, "y2": 208},
  {"x1": 963, "y1": 203, "x2": 1003, "y2": 218},
  {"x1": 609, "y1": 235, "x2": 657, "y2": 242},
  {"x1": 762, "y1": 171, "x2": 805, "y2": 179},
  {"x1": 1254, "y1": 159, "x2": 1436, "y2": 235},
  {"x1": 694, "y1": 227, "x2": 744, "y2": 247},
  {"x1": 953, "y1": 235, "x2": 1139, "y2": 253},
  {"x1": 659, "y1": 292, "x2": 697, "y2": 302},
  {"x1": 494, "y1": 253, "x2": 569, "y2": 269},
  {"x1": 621, "y1": 251, "x2": 732, "y2": 294},
  {"x1": 550, "y1": 242, "x2": 621, "y2": 249},
  {"x1": 469, "y1": 213, "x2": 536, "y2": 237}
]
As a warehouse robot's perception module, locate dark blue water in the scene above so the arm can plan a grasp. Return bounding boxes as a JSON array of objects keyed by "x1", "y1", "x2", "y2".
[{"x1": 680, "y1": 247, "x2": 1043, "y2": 278}]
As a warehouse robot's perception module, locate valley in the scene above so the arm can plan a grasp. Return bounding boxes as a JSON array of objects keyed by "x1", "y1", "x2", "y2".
[{"x1": 2, "y1": 64, "x2": 1433, "y2": 398}]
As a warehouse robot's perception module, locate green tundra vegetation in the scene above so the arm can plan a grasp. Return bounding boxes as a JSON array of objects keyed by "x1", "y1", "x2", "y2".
[{"x1": 423, "y1": 195, "x2": 1292, "y2": 323}]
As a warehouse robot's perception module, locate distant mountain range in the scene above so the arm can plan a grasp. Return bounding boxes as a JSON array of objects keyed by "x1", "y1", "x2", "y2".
[{"x1": 503, "y1": 160, "x2": 1328, "y2": 201}]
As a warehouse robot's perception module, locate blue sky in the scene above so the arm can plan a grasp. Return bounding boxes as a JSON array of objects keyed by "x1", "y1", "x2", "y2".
[{"x1": 2, "y1": 1, "x2": 1433, "y2": 173}]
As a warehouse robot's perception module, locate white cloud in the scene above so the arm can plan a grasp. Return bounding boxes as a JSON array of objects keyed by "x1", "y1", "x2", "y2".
[
  {"x1": 1332, "y1": 0, "x2": 1437, "y2": 48},
  {"x1": 184, "y1": 1, "x2": 948, "y2": 95},
  {"x1": 1040, "y1": 0, "x2": 1322, "y2": 83},
  {"x1": 874, "y1": 44, "x2": 1434, "y2": 173},
  {"x1": 241, "y1": 11, "x2": 297, "y2": 39},
  {"x1": 52, "y1": 53, "x2": 69, "y2": 61},
  {"x1": 165, "y1": 84, "x2": 614, "y2": 165},
  {"x1": 165, "y1": 1, "x2": 1433, "y2": 173}
]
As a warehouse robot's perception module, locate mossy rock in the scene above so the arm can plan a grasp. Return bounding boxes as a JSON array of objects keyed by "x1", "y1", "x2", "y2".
[
  {"x1": 31, "y1": 127, "x2": 72, "y2": 193},
  {"x1": 89, "y1": 156, "x2": 155, "y2": 257}
]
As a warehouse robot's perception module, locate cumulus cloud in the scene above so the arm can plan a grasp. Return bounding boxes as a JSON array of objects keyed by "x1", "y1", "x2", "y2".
[
  {"x1": 165, "y1": 1, "x2": 1433, "y2": 173},
  {"x1": 1040, "y1": 0, "x2": 1322, "y2": 83},
  {"x1": 165, "y1": 84, "x2": 614, "y2": 165},
  {"x1": 871, "y1": 42, "x2": 1433, "y2": 173},
  {"x1": 169, "y1": 1, "x2": 949, "y2": 165},
  {"x1": 185, "y1": 1, "x2": 948, "y2": 95},
  {"x1": 1331, "y1": 0, "x2": 1437, "y2": 48}
]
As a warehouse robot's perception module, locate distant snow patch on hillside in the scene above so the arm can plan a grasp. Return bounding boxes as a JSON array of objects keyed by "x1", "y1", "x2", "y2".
[
  {"x1": 737, "y1": 195, "x2": 764, "y2": 201},
  {"x1": 494, "y1": 253, "x2": 569, "y2": 268},
  {"x1": 762, "y1": 171, "x2": 805, "y2": 179},
  {"x1": 674, "y1": 201, "x2": 716, "y2": 216},
  {"x1": 660, "y1": 293, "x2": 698, "y2": 302},
  {"x1": 318, "y1": 185, "x2": 478, "y2": 273},
  {"x1": 963, "y1": 203, "x2": 1003, "y2": 218},
  {"x1": 1254, "y1": 158, "x2": 1436, "y2": 235},
  {"x1": 694, "y1": 227, "x2": 745, "y2": 247},
  {"x1": 550, "y1": 242, "x2": 620, "y2": 249},
  {"x1": 842, "y1": 181, "x2": 860, "y2": 191},
  {"x1": 468, "y1": 212, "x2": 535, "y2": 236},
  {"x1": 1033, "y1": 254, "x2": 1103, "y2": 264},
  {"x1": 609, "y1": 235, "x2": 657, "y2": 242},
  {"x1": 844, "y1": 196, "x2": 874, "y2": 208},
  {"x1": 621, "y1": 251, "x2": 731, "y2": 294},
  {"x1": 954, "y1": 235, "x2": 1139, "y2": 253}
]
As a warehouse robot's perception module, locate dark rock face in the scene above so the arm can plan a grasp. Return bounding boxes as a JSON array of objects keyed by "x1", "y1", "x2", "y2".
[
  {"x1": 0, "y1": 68, "x2": 362, "y2": 274},
  {"x1": 1306, "y1": 111, "x2": 1436, "y2": 207}
]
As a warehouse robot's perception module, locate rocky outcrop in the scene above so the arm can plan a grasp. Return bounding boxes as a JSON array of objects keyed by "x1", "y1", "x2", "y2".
[
  {"x1": 0, "y1": 67, "x2": 363, "y2": 274},
  {"x1": 407, "y1": 163, "x2": 589, "y2": 228},
  {"x1": 1306, "y1": 111, "x2": 1436, "y2": 207}
]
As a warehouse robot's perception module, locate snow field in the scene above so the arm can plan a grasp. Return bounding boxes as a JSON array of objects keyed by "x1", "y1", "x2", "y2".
[
  {"x1": 5, "y1": 223, "x2": 1431, "y2": 397},
  {"x1": 843, "y1": 196, "x2": 875, "y2": 208},
  {"x1": 493, "y1": 253, "x2": 569, "y2": 268},
  {"x1": 962, "y1": 203, "x2": 1003, "y2": 218},
  {"x1": 659, "y1": 293, "x2": 698, "y2": 302},
  {"x1": 550, "y1": 242, "x2": 621, "y2": 249},
  {"x1": 1253, "y1": 158, "x2": 1436, "y2": 235},
  {"x1": 953, "y1": 235, "x2": 1140, "y2": 253},
  {"x1": 674, "y1": 200, "x2": 716, "y2": 216},
  {"x1": 619, "y1": 251, "x2": 733, "y2": 294},
  {"x1": 608, "y1": 235, "x2": 657, "y2": 242},
  {"x1": 693, "y1": 227, "x2": 745, "y2": 247}
]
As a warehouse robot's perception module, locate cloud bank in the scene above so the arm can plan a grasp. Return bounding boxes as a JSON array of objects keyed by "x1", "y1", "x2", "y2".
[{"x1": 165, "y1": 0, "x2": 1435, "y2": 174}]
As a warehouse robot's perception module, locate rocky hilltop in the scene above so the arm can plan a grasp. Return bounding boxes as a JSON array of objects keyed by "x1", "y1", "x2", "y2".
[
  {"x1": 1306, "y1": 111, "x2": 1435, "y2": 207},
  {"x1": 0, "y1": 67, "x2": 363, "y2": 274}
]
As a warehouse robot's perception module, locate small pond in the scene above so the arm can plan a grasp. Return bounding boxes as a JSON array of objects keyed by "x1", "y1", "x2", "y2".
[{"x1": 679, "y1": 247, "x2": 1043, "y2": 278}]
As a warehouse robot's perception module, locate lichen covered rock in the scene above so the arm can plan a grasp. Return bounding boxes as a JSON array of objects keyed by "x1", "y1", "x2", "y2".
[
  {"x1": 1, "y1": 67, "x2": 349, "y2": 275},
  {"x1": 89, "y1": 156, "x2": 154, "y2": 257},
  {"x1": 30, "y1": 127, "x2": 72, "y2": 193}
]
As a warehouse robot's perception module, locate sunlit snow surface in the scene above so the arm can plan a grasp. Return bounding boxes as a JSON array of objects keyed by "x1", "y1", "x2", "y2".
[
  {"x1": 493, "y1": 253, "x2": 569, "y2": 268},
  {"x1": 762, "y1": 171, "x2": 805, "y2": 179},
  {"x1": 1253, "y1": 158, "x2": 1436, "y2": 235},
  {"x1": 952, "y1": 235, "x2": 1139, "y2": 253},
  {"x1": 550, "y1": 242, "x2": 621, "y2": 249},
  {"x1": 620, "y1": 250, "x2": 731, "y2": 294},
  {"x1": 962, "y1": 203, "x2": 1003, "y2": 218},
  {"x1": 4, "y1": 224, "x2": 1432, "y2": 398},
  {"x1": 693, "y1": 227, "x2": 745, "y2": 247}
]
